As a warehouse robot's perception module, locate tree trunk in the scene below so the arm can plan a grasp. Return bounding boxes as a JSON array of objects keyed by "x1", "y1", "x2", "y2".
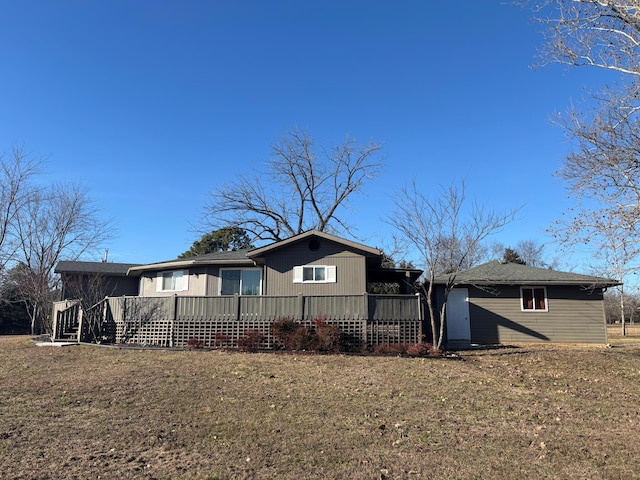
[{"x1": 620, "y1": 289, "x2": 626, "y2": 336}]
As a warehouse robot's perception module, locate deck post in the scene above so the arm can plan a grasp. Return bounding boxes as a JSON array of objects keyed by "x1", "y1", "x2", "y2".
[
  {"x1": 362, "y1": 292, "x2": 369, "y2": 345},
  {"x1": 51, "y1": 303, "x2": 58, "y2": 341},
  {"x1": 76, "y1": 304, "x2": 84, "y2": 343},
  {"x1": 363, "y1": 292, "x2": 370, "y2": 320},
  {"x1": 297, "y1": 293, "x2": 304, "y2": 321},
  {"x1": 170, "y1": 294, "x2": 178, "y2": 348},
  {"x1": 234, "y1": 294, "x2": 240, "y2": 321}
]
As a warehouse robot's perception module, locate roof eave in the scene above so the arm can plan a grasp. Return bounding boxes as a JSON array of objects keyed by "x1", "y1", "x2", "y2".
[
  {"x1": 434, "y1": 280, "x2": 621, "y2": 287},
  {"x1": 127, "y1": 258, "x2": 255, "y2": 276},
  {"x1": 247, "y1": 230, "x2": 381, "y2": 258}
]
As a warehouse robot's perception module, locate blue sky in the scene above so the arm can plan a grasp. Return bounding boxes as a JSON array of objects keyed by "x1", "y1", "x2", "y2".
[{"x1": 0, "y1": 1, "x2": 612, "y2": 267}]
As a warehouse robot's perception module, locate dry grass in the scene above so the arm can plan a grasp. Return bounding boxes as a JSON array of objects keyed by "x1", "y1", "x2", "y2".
[
  {"x1": 608, "y1": 323, "x2": 640, "y2": 341},
  {"x1": 1, "y1": 336, "x2": 640, "y2": 479}
]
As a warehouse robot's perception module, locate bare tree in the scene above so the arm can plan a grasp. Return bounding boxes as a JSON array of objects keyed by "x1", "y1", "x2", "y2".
[
  {"x1": 605, "y1": 289, "x2": 640, "y2": 325},
  {"x1": 204, "y1": 127, "x2": 383, "y2": 242},
  {"x1": 526, "y1": 1, "x2": 640, "y2": 335},
  {"x1": 387, "y1": 181, "x2": 519, "y2": 350},
  {"x1": 580, "y1": 215, "x2": 639, "y2": 335},
  {"x1": 0, "y1": 148, "x2": 40, "y2": 274},
  {"x1": 491, "y1": 239, "x2": 558, "y2": 268},
  {"x1": 530, "y1": 1, "x2": 640, "y2": 78},
  {"x1": 13, "y1": 183, "x2": 112, "y2": 335},
  {"x1": 555, "y1": 87, "x2": 640, "y2": 230},
  {"x1": 516, "y1": 239, "x2": 553, "y2": 268},
  {"x1": 529, "y1": 1, "x2": 640, "y2": 231}
]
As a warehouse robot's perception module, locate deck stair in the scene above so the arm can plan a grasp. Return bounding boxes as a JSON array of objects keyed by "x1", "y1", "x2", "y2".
[{"x1": 52, "y1": 300, "x2": 82, "y2": 342}]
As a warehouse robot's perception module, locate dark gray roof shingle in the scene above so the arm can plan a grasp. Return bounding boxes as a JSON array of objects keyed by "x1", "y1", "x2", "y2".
[
  {"x1": 433, "y1": 261, "x2": 620, "y2": 286},
  {"x1": 55, "y1": 261, "x2": 142, "y2": 276},
  {"x1": 125, "y1": 249, "x2": 255, "y2": 276}
]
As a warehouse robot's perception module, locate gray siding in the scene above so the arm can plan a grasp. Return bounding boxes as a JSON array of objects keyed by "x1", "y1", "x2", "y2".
[
  {"x1": 466, "y1": 285, "x2": 607, "y2": 344},
  {"x1": 205, "y1": 266, "x2": 220, "y2": 296},
  {"x1": 139, "y1": 267, "x2": 209, "y2": 297},
  {"x1": 60, "y1": 274, "x2": 139, "y2": 300},
  {"x1": 262, "y1": 240, "x2": 367, "y2": 296}
]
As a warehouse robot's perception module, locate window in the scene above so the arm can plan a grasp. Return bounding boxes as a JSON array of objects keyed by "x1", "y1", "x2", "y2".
[
  {"x1": 304, "y1": 266, "x2": 325, "y2": 282},
  {"x1": 157, "y1": 270, "x2": 188, "y2": 292},
  {"x1": 521, "y1": 287, "x2": 547, "y2": 311},
  {"x1": 293, "y1": 265, "x2": 336, "y2": 283},
  {"x1": 220, "y1": 269, "x2": 261, "y2": 295}
]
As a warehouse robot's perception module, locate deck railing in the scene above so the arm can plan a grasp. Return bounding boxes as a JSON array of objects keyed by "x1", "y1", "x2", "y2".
[
  {"x1": 52, "y1": 300, "x2": 81, "y2": 341},
  {"x1": 54, "y1": 293, "x2": 423, "y2": 349}
]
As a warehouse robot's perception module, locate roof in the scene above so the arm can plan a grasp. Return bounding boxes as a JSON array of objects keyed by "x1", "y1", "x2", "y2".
[
  {"x1": 126, "y1": 249, "x2": 254, "y2": 276},
  {"x1": 432, "y1": 261, "x2": 621, "y2": 287},
  {"x1": 247, "y1": 230, "x2": 382, "y2": 258},
  {"x1": 55, "y1": 261, "x2": 142, "y2": 276},
  {"x1": 58, "y1": 231, "x2": 385, "y2": 278}
]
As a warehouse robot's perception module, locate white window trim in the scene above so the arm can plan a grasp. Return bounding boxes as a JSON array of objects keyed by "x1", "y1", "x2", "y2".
[
  {"x1": 293, "y1": 265, "x2": 337, "y2": 284},
  {"x1": 520, "y1": 286, "x2": 548, "y2": 312},
  {"x1": 156, "y1": 269, "x2": 189, "y2": 293},
  {"x1": 218, "y1": 267, "x2": 263, "y2": 296}
]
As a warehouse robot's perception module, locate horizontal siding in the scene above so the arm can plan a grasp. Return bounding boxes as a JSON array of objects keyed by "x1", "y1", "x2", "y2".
[
  {"x1": 264, "y1": 247, "x2": 367, "y2": 296},
  {"x1": 137, "y1": 238, "x2": 371, "y2": 298},
  {"x1": 468, "y1": 285, "x2": 607, "y2": 344},
  {"x1": 139, "y1": 267, "x2": 207, "y2": 297}
]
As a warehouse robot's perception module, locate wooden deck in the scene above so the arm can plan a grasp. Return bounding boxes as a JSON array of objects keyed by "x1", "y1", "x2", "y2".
[{"x1": 52, "y1": 293, "x2": 424, "y2": 349}]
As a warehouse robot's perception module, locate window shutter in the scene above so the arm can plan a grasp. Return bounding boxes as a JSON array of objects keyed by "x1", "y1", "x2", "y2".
[
  {"x1": 326, "y1": 265, "x2": 337, "y2": 283},
  {"x1": 293, "y1": 266, "x2": 303, "y2": 283}
]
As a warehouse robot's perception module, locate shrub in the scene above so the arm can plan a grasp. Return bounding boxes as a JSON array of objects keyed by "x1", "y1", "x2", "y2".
[
  {"x1": 373, "y1": 342, "x2": 408, "y2": 355},
  {"x1": 271, "y1": 317, "x2": 316, "y2": 351},
  {"x1": 285, "y1": 325, "x2": 316, "y2": 351},
  {"x1": 271, "y1": 316, "x2": 345, "y2": 352},
  {"x1": 236, "y1": 329, "x2": 265, "y2": 352},
  {"x1": 406, "y1": 342, "x2": 432, "y2": 357},
  {"x1": 339, "y1": 332, "x2": 365, "y2": 353},
  {"x1": 187, "y1": 337, "x2": 204, "y2": 349},
  {"x1": 312, "y1": 317, "x2": 343, "y2": 352},
  {"x1": 214, "y1": 332, "x2": 231, "y2": 347},
  {"x1": 429, "y1": 346, "x2": 444, "y2": 357},
  {"x1": 270, "y1": 317, "x2": 301, "y2": 349}
]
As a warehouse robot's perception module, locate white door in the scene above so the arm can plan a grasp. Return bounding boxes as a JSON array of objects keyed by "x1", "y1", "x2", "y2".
[{"x1": 446, "y1": 288, "x2": 470, "y2": 342}]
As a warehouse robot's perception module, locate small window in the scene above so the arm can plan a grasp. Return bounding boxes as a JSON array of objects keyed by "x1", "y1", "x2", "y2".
[
  {"x1": 293, "y1": 265, "x2": 336, "y2": 283},
  {"x1": 521, "y1": 287, "x2": 547, "y2": 312},
  {"x1": 157, "y1": 270, "x2": 188, "y2": 292}
]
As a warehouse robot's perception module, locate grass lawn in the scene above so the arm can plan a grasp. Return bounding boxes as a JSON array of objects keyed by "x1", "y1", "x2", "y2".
[{"x1": 1, "y1": 335, "x2": 639, "y2": 480}]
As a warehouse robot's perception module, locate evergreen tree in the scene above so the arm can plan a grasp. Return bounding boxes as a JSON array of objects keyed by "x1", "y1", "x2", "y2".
[
  {"x1": 179, "y1": 227, "x2": 254, "y2": 258},
  {"x1": 502, "y1": 247, "x2": 526, "y2": 265}
]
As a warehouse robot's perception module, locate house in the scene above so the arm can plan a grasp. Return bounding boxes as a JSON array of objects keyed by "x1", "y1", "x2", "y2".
[
  {"x1": 123, "y1": 230, "x2": 421, "y2": 298},
  {"x1": 52, "y1": 230, "x2": 424, "y2": 348},
  {"x1": 433, "y1": 261, "x2": 620, "y2": 346}
]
